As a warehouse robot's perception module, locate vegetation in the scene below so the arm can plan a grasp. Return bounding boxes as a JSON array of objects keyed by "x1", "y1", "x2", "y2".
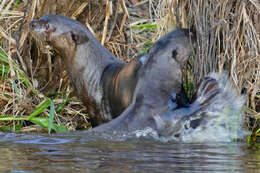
[{"x1": 0, "y1": 0, "x2": 259, "y2": 141}]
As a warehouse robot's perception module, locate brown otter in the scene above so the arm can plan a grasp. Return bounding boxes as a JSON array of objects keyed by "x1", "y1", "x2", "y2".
[
  {"x1": 94, "y1": 76, "x2": 220, "y2": 134},
  {"x1": 94, "y1": 36, "x2": 243, "y2": 138},
  {"x1": 29, "y1": 15, "x2": 142, "y2": 126},
  {"x1": 94, "y1": 61, "x2": 243, "y2": 139},
  {"x1": 94, "y1": 28, "x2": 201, "y2": 132},
  {"x1": 93, "y1": 27, "x2": 244, "y2": 138},
  {"x1": 92, "y1": 29, "x2": 244, "y2": 138}
]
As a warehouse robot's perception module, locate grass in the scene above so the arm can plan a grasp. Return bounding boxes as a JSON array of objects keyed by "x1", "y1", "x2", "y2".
[
  {"x1": 0, "y1": 47, "x2": 68, "y2": 133},
  {"x1": 0, "y1": 99, "x2": 67, "y2": 133},
  {"x1": 0, "y1": 41, "x2": 86, "y2": 133}
]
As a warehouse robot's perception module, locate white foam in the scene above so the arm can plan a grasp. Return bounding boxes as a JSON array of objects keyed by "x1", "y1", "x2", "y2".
[{"x1": 177, "y1": 72, "x2": 248, "y2": 142}]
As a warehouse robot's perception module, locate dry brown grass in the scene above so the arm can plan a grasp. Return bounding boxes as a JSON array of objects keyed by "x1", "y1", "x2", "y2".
[
  {"x1": 186, "y1": 0, "x2": 260, "y2": 130},
  {"x1": 0, "y1": 0, "x2": 259, "y2": 132}
]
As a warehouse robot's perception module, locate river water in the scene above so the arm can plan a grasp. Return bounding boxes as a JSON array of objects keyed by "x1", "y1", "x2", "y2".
[{"x1": 0, "y1": 131, "x2": 259, "y2": 173}]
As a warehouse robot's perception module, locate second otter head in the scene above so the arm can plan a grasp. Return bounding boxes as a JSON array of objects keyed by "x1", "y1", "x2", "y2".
[
  {"x1": 139, "y1": 29, "x2": 196, "y2": 98},
  {"x1": 29, "y1": 15, "x2": 89, "y2": 54},
  {"x1": 147, "y1": 29, "x2": 196, "y2": 68}
]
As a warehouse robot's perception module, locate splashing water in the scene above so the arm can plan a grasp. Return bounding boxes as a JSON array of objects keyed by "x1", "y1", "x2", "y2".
[{"x1": 132, "y1": 73, "x2": 249, "y2": 143}]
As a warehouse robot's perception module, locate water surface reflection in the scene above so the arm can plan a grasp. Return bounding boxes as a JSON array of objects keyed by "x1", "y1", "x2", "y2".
[{"x1": 0, "y1": 132, "x2": 259, "y2": 173}]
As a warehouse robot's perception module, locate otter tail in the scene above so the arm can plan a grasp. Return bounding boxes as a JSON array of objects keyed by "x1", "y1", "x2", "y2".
[{"x1": 155, "y1": 73, "x2": 248, "y2": 142}]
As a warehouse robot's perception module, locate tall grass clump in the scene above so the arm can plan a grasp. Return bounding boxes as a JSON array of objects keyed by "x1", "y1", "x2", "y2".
[
  {"x1": 163, "y1": 0, "x2": 259, "y2": 139},
  {"x1": 187, "y1": 0, "x2": 259, "y2": 134}
]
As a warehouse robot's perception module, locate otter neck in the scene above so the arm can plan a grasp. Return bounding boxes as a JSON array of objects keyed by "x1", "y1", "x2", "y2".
[
  {"x1": 101, "y1": 64, "x2": 123, "y2": 118},
  {"x1": 65, "y1": 42, "x2": 123, "y2": 121},
  {"x1": 101, "y1": 59, "x2": 142, "y2": 118}
]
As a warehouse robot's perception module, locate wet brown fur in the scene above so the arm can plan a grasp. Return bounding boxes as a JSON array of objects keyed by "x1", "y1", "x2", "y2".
[
  {"x1": 94, "y1": 29, "x2": 197, "y2": 132},
  {"x1": 30, "y1": 15, "x2": 141, "y2": 126},
  {"x1": 101, "y1": 59, "x2": 142, "y2": 117}
]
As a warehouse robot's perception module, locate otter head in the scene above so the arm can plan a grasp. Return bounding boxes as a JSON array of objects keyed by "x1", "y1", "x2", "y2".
[
  {"x1": 146, "y1": 29, "x2": 196, "y2": 68},
  {"x1": 140, "y1": 29, "x2": 196, "y2": 101},
  {"x1": 29, "y1": 15, "x2": 89, "y2": 56}
]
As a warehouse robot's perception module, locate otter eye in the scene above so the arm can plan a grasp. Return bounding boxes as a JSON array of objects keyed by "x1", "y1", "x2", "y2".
[
  {"x1": 70, "y1": 31, "x2": 77, "y2": 43},
  {"x1": 69, "y1": 31, "x2": 89, "y2": 45},
  {"x1": 172, "y1": 50, "x2": 178, "y2": 59}
]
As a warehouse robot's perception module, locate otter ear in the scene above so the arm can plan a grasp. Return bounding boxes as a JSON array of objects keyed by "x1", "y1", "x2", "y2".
[
  {"x1": 69, "y1": 31, "x2": 89, "y2": 45},
  {"x1": 171, "y1": 49, "x2": 179, "y2": 62},
  {"x1": 172, "y1": 49, "x2": 187, "y2": 65}
]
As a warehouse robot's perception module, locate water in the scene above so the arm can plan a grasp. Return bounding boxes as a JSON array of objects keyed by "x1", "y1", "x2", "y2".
[{"x1": 0, "y1": 131, "x2": 259, "y2": 173}]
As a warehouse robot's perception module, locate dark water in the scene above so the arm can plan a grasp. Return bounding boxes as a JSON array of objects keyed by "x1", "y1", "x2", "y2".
[{"x1": 0, "y1": 131, "x2": 259, "y2": 173}]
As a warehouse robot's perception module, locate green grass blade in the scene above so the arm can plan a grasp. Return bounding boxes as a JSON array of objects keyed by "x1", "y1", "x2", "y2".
[
  {"x1": 29, "y1": 117, "x2": 50, "y2": 128},
  {"x1": 18, "y1": 72, "x2": 30, "y2": 87},
  {"x1": 0, "y1": 124, "x2": 22, "y2": 132},
  {"x1": 29, "y1": 117, "x2": 68, "y2": 133},
  {"x1": 12, "y1": 79, "x2": 20, "y2": 102},
  {"x1": 256, "y1": 128, "x2": 260, "y2": 135},
  {"x1": 131, "y1": 24, "x2": 157, "y2": 29},
  {"x1": 52, "y1": 124, "x2": 68, "y2": 133},
  {"x1": 56, "y1": 97, "x2": 69, "y2": 114},
  {"x1": 0, "y1": 47, "x2": 9, "y2": 63},
  {"x1": 0, "y1": 115, "x2": 28, "y2": 121},
  {"x1": 48, "y1": 100, "x2": 55, "y2": 134},
  {"x1": 0, "y1": 47, "x2": 10, "y2": 77},
  {"x1": 28, "y1": 99, "x2": 51, "y2": 119},
  {"x1": 0, "y1": 64, "x2": 10, "y2": 76},
  {"x1": 47, "y1": 91, "x2": 67, "y2": 98}
]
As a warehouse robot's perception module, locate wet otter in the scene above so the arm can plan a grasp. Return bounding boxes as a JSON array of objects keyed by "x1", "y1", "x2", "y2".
[
  {"x1": 29, "y1": 15, "x2": 142, "y2": 126},
  {"x1": 29, "y1": 15, "x2": 194, "y2": 127},
  {"x1": 94, "y1": 28, "x2": 202, "y2": 132},
  {"x1": 94, "y1": 31, "x2": 244, "y2": 138},
  {"x1": 95, "y1": 68, "x2": 243, "y2": 139}
]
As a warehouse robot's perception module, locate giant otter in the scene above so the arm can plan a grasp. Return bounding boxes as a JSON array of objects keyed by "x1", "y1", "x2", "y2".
[{"x1": 29, "y1": 15, "x2": 142, "y2": 126}]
